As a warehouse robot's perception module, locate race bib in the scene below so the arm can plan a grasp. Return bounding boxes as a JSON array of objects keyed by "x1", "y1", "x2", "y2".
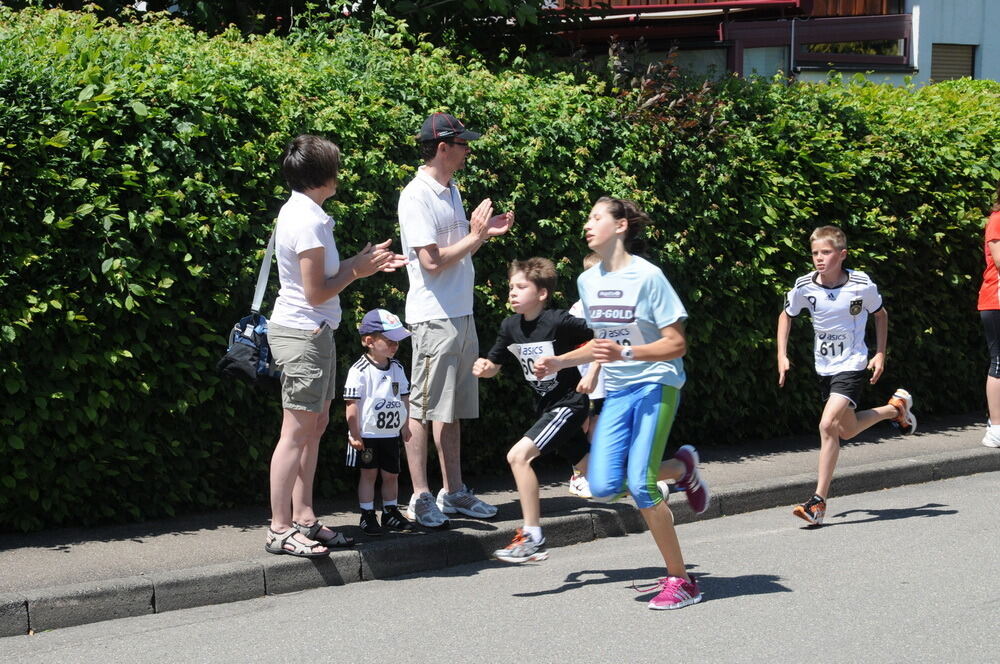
[
  {"x1": 814, "y1": 330, "x2": 852, "y2": 359},
  {"x1": 364, "y1": 397, "x2": 406, "y2": 434},
  {"x1": 508, "y1": 340, "x2": 555, "y2": 384},
  {"x1": 596, "y1": 323, "x2": 643, "y2": 364}
]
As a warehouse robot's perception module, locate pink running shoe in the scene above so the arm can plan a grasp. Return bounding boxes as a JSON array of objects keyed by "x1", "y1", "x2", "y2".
[
  {"x1": 675, "y1": 445, "x2": 710, "y2": 514},
  {"x1": 648, "y1": 575, "x2": 703, "y2": 610}
]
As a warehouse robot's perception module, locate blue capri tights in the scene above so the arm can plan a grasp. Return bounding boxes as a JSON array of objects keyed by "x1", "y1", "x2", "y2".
[{"x1": 586, "y1": 382, "x2": 680, "y2": 509}]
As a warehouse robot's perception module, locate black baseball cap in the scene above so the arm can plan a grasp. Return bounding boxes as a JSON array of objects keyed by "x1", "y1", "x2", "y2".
[{"x1": 418, "y1": 113, "x2": 481, "y2": 142}]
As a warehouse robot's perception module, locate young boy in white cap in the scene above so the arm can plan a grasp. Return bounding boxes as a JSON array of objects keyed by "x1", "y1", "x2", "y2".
[{"x1": 344, "y1": 308, "x2": 414, "y2": 535}]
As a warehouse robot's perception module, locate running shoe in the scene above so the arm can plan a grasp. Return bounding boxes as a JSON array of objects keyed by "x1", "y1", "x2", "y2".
[
  {"x1": 381, "y1": 505, "x2": 414, "y2": 531},
  {"x1": 888, "y1": 388, "x2": 917, "y2": 435},
  {"x1": 792, "y1": 495, "x2": 826, "y2": 525},
  {"x1": 407, "y1": 492, "x2": 450, "y2": 529},
  {"x1": 493, "y1": 529, "x2": 549, "y2": 563},
  {"x1": 359, "y1": 509, "x2": 382, "y2": 536},
  {"x1": 436, "y1": 484, "x2": 497, "y2": 519},
  {"x1": 982, "y1": 426, "x2": 1000, "y2": 448},
  {"x1": 675, "y1": 445, "x2": 711, "y2": 514},
  {"x1": 568, "y1": 473, "x2": 592, "y2": 498},
  {"x1": 647, "y1": 575, "x2": 702, "y2": 610}
]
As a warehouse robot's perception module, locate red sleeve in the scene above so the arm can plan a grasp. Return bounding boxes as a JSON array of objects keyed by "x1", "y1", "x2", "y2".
[{"x1": 986, "y1": 211, "x2": 1000, "y2": 244}]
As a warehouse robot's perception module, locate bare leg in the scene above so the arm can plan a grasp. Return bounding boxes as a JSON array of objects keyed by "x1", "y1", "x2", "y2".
[
  {"x1": 507, "y1": 438, "x2": 542, "y2": 526},
  {"x1": 433, "y1": 420, "x2": 462, "y2": 493},
  {"x1": 405, "y1": 417, "x2": 430, "y2": 496},
  {"x1": 987, "y1": 376, "x2": 1000, "y2": 424},
  {"x1": 358, "y1": 468, "x2": 378, "y2": 505},
  {"x1": 639, "y1": 501, "x2": 690, "y2": 582},
  {"x1": 269, "y1": 408, "x2": 326, "y2": 551},
  {"x1": 816, "y1": 396, "x2": 853, "y2": 499},
  {"x1": 837, "y1": 404, "x2": 897, "y2": 440},
  {"x1": 291, "y1": 400, "x2": 331, "y2": 526},
  {"x1": 380, "y1": 471, "x2": 399, "y2": 504}
]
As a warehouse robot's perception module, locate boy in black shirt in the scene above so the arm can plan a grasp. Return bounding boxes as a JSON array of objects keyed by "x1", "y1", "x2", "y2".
[{"x1": 473, "y1": 258, "x2": 597, "y2": 562}]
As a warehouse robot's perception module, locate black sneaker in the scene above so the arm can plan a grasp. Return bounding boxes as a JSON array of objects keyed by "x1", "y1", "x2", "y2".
[
  {"x1": 359, "y1": 509, "x2": 382, "y2": 536},
  {"x1": 381, "y1": 505, "x2": 414, "y2": 531}
]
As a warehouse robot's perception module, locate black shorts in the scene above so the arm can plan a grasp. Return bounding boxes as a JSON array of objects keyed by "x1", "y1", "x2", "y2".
[
  {"x1": 982, "y1": 310, "x2": 1000, "y2": 378},
  {"x1": 590, "y1": 397, "x2": 605, "y2": 416},
  {"x1": 345, "y1": 435, "x2": 401, "y2": 473},
  {"x1": 524, "y1": 405, "x2": 590, "y2": 464},
  {"x1": 818, "y1": 370, "x2": 868, "y2": 409}
]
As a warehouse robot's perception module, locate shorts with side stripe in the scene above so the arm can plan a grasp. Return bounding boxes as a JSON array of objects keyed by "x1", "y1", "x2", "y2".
[
  {"x1": 524, "y1": 404, "x2": 590, "y2": 465},
  {"x1": 587, "y1": 382, "x2": 680, "y2": 509}
]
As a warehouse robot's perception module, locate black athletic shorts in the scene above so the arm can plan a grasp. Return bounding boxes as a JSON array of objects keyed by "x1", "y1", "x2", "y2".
[
  {"x1": 590, "y1": 397, "x2": 605, "y2": 416},
  {"x1": 982, "y1": 310, "x2": 1000, "y2": 378},
  {"x1": 524, "y1": 404, "x2": 589, "y2": 465},
  {"x1": 345, "y1": 435, "x2": 401, "y2": 473},
  {"x1": 818, "y1": 369, "x2": 868, "y2": 409}
]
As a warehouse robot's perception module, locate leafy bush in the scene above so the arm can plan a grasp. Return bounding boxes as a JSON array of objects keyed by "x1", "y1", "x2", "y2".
[{"x1": 1, "y1": 8, "x2": 997, "y2": 531}]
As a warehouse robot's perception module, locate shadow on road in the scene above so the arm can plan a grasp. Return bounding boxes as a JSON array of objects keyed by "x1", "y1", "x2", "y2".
[{"x1": 824, "y1": 502, "x2": 957, "y2": 527}]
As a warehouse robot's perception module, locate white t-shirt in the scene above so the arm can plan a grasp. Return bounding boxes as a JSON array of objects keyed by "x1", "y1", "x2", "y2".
[
  {"x1": 577, "y1": 256, "x2": 688, "y2": 393},
  {"x1": 269, "y1": 191, "x2": 342, "y2": 330},
  {"x1": 569, "y1": 299, "x2": 606, "y2": 400},
  {"x1": 783, "y1": 269, "x2": 883, "y2": 376},
  {"x1": 398, "y1": 167, "x2": 474, "y2": 324},
  {"x1": 343, "y1": 356, "x2": 410, "y2": 438}
]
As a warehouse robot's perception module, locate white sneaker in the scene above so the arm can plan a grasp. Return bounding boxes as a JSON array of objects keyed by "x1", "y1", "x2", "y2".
[
  {"x1": 407, "y1": 492, "x2": 449, "y2": 529},
  {"x1": 436, "y1": 485, "x2": 497, "y2": 519},
  {"x1": 983, "y1": 426, "x2": 1000, "y2": 448},
  {"x1": 568, "y1": 473, "x2": 592, "y2": 498}
]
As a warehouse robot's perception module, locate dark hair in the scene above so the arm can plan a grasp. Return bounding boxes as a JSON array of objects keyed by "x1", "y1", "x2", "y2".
[
  {"x1": 418, "y1": 137, "x2": 455, "y2": 162},
  {"x1": 595, "y1": 196, "x2": 650, "y2": 255},
  {"x1": 508, "y1": 257, "x2": 557, "y2": 304},
  {"x1": 281, "y1": 135, "x2": 341, "y2": 192}
]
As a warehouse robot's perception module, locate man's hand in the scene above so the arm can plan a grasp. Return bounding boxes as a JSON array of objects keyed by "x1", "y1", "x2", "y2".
[
  {"x1": 867, "y1": 352, "x2": 885, "y2": 384},
  {"x1": 777, "y1": 354, "x2": 790, "y2": 387},
  {"x1": 486, "y1": 210, "x2": 514, "y2": 237},
  {"x1": 469, "y1": 199, "x2": 494, "y2": 241}
]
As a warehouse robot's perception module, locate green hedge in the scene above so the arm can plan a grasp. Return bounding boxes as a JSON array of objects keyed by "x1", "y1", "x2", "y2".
[{"x1": 1, "y1": 8, "x2": 998, "y2": 531}]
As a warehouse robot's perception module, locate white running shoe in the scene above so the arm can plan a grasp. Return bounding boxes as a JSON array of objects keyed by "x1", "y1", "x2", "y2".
[
  {"x1": 568, "y1": 473, "x2": 592, "y2": 498},
  {"x1": 436, "y1": 485, "x2": 498, "y2": 519},
  {"x1": 407, "y1": 492, "x2": 449, "y2": 529},
  {"x1": 983, "y1": 426, "x2": 1000, "y2": 448}
]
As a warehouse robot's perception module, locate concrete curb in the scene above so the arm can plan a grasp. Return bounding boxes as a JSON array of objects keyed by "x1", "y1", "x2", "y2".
[{"x1": 5, "y1": 448, "x2": 999, "y2": 636}]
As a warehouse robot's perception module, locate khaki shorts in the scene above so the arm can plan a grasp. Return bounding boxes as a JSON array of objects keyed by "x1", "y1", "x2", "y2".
[
  {"x1": 409, "y1": 315, "x2": 479, "y2": 423},
  {"x1": 268, "y1": 322, "x2": 337, "y2": 413}
]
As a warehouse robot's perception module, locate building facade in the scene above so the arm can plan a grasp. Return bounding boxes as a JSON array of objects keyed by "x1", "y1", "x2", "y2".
[{"x1": 555, "y1": 1, "x2": 1000, "y2": 85}]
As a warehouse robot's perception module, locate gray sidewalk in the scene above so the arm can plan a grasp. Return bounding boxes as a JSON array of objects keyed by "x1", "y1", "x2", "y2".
[{"x1": 2, "y1": 413, "x2": 998, "y2": 637}]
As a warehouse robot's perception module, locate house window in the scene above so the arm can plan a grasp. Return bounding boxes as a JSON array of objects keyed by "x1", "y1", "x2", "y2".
[{"x1": 930, "y1": 44, "x2": 975, "y2": 82}]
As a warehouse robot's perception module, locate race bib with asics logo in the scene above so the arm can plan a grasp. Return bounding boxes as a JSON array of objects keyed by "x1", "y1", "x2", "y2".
[
  {"x1": 364, "y1": 397, "x2": 406, "y2": 433},
  {"x1": 508, "y1": 340, "x2": 556, "y2": 388},
  {"x1": 814, "y1": 330, "x2": 852, "y2": 359}
]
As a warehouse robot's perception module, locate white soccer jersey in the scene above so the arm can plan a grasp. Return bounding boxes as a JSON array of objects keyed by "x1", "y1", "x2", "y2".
[
  {"x1": 784, "y1": 269, "x2": 883, "y2": 376},
  {"x1": 343, "y1": 356, "x2": 410, "y2": 438}
]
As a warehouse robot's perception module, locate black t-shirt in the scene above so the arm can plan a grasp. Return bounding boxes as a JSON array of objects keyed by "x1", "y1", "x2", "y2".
[{"x1": 486, "y1": 309, "x2": 593, "y2": 412}]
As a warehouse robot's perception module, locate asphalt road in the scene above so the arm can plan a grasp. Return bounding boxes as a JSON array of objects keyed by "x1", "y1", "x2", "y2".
[{"x1": 6, "y1": 472, "x2": 998, "y2": 664}]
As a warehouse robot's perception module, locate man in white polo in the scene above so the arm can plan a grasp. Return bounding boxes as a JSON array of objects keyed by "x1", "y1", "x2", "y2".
[{"x1": 398, "y1": 112, "x2": 514, "y2": 528}]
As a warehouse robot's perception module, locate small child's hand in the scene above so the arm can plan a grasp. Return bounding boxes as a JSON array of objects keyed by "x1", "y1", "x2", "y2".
[
  {"x1": 576, "y1": 372, "x2": 596, "y2": 394},
  {"x1": 348, "y1": 435, "x2": 364, "y2": 451},
  {"x1": 591, "y1": 339, "x2": 624, "y2": 364},
  {"x1": 401, "y1": 426, "x2": 411, "y2": 444}
]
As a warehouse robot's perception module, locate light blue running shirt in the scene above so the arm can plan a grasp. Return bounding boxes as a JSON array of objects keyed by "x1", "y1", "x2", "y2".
[{"x1": 577, "y1": 255, "x2": 687, "y2": 393}]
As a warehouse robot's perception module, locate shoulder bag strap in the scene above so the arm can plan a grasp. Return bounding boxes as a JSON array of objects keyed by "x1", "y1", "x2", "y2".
[{"x1": 250, "y1": 229, "x2": 276, "y2": 314}]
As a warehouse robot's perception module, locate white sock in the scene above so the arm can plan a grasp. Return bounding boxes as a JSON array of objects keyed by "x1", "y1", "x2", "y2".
[
  {"x1": 360, "y1": 501, "x2": 374, "y2": 511},
  {"x1": 523, "y1": 525, "x2": 543, "y2": 543}
]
